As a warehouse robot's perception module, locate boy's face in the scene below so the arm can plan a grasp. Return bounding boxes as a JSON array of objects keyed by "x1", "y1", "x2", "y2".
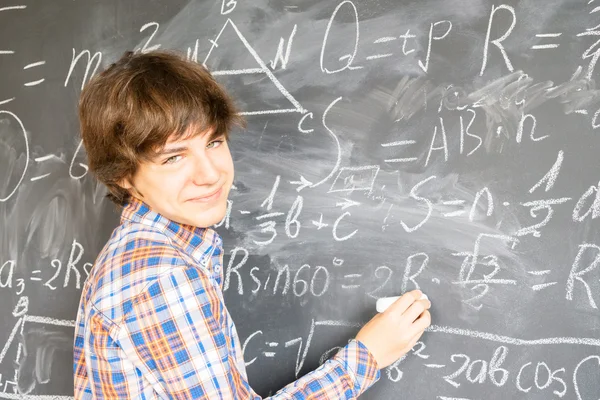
[{"x1": 121, "y1": 127, "x2": 234, "y2": 228}]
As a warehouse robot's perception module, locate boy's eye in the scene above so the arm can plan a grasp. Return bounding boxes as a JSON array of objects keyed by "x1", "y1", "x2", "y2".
[
  {"x1": 207, "y1": 139, "x2": 224, "y2": 149},
  {"x1": 163, "y1": 155, "x2": 182, "y2": 165},
  {"x1": 160, "y1": 139, "x2": 223, "y2": 164}
]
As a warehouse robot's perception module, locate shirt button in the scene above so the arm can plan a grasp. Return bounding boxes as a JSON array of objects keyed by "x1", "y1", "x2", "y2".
[
  {"x1": 214, "y1": 264, "x2": 221, "y2": 273},
  {"x1": 200, "y1": 257, "x2": 208, "y2": 266}
]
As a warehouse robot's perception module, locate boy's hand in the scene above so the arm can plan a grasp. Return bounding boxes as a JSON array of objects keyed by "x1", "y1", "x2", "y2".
[{"x1": 355, "y1": 290, "x2": 431, "y2": 369}]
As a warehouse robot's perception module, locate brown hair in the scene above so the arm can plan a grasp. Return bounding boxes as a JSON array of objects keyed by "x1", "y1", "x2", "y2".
[{"x1": 78, "y1": 50, "x2": 245, "y2": 206}]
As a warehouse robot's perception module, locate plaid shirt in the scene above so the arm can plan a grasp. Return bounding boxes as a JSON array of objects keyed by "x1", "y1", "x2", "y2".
[{"x1": 73, "y1": 197, "x2": 380, "y2": 399}]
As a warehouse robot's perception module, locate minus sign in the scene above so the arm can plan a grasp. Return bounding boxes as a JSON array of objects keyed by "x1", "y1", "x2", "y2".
[
  {"x1": 24, "y1": 61, "x2": 46, "y2": 69},
  {"x1": 442, "y1": 200, "x2": 464, "y2": 205},
  {"x1": 374, "y1": 36, "x2": 397, "y2": 43},
  {"x1": 0, "y1": 98, "x2": 15, "y2": 105},
  {"x1": 24, "y1": 78, "x2": 45, "y2": 86},
  {"x1": 0, "y1": 6, "x2": 27, "y2": 12},
  {"x1": 0, "y1": 50, "x2": 15, "y2": 54},
  {"x1": 531, "y1": 44, "x2": 560, "y2": 49},
  {"x1": 535, "y1": 33, "x2": 562, "y2": 37},
  {"x1": 366, "y1": 53, "x2": 393, "y2": 60},
  {"x1": 35, "y1": 154, "x2": 57, "y2": 162},
  {"x1": 30, "y1": 173, "x2": 51, "y2": 181}
]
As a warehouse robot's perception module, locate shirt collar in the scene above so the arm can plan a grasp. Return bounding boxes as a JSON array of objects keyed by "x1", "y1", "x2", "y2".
[{"x1": 120, "y1": 197, "x2": 222, "y2": 265}]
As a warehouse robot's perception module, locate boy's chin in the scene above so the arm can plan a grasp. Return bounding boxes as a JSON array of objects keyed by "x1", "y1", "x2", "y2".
[{"x1": 191, "y1": 210, "x2": 227, "y2": 229}]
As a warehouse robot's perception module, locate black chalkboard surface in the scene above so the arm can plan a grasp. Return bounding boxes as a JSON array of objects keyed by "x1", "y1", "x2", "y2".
[{"x1": 1, "y1": 0, "x2": 599, "y2": 398}]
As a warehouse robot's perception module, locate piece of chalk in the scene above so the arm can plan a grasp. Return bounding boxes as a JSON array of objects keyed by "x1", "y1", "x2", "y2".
[{"x1": 376, "y1": 293, "x2": 428, "y2": 313}]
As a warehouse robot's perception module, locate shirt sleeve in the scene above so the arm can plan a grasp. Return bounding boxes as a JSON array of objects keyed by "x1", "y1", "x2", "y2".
[{"x1": 116, "y1": 265, "x2": 380, "y2": 399}]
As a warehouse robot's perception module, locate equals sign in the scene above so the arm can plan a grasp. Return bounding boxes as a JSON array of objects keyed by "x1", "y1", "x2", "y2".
[
  {"x1": 365, "y1": 36, "x2": 397, "y2": 61},
  {"x1": 441, "y1": 199, "x2": 465, "y2": 217},
  {"x1": 381, "y1": 140, "x2": 418, "y2": 163},
  {"x1": 23, "y1": 61, "x2": 46, "y2": 86},
  {"x1": 341, "y1": 274, "x2": 362, "y2": 289},
  {"x1": 30, "y1": 270, "x2": 42, "y2": 281},
  {"x1": 531, "y1": 33, "x2": 562, "y2": 50},
  {"x1": 30, "y1": 154, "x2": 59, "y2": 181}
]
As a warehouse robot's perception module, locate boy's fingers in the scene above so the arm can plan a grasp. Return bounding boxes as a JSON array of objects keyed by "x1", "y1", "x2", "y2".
[
  {"x1": 387, "y1": 290, "x2": 422, "y2": 314},
  {"x1": 402, "y1": 299, "x2": 429, "y2": 322},
  {"x1": 413, "y1": 310, "x2": 431, "y2": 332}
]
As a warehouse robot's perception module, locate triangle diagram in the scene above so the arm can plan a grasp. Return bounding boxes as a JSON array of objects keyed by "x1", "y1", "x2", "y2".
[{"x1": 203, "y1": 18, "x2": 305, "y2": 116}]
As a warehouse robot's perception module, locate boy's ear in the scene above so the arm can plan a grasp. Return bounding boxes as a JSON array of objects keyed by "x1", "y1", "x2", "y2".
[
  {"x1": 118, "y1": 177, "x2": 144, "y2": 199},
  {"x1": 118, "y1": 178, "x2": 133, "y2": 190}
]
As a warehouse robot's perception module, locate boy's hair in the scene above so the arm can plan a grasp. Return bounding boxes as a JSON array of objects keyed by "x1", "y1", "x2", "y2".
[{"x1": 78, "y1": 50, "x2": 244, "y2": 206}]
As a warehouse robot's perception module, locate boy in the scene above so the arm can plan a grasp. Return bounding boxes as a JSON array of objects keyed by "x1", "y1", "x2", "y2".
[{"x1": 73, "y1": 50, "x2": 431, "y2": 399}]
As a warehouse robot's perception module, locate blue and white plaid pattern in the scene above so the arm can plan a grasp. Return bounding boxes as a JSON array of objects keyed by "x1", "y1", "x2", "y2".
[{"x1": 73, "y1": 197, "x2": 380, "y2": 398}]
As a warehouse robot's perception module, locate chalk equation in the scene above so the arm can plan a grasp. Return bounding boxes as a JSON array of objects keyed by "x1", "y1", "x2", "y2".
[
  {"x1": 241, "y1": 320, "x2": 600, "y2": 399},
  {"x1": 1, "y1": 0, "x2": 599, "y2": 398}
]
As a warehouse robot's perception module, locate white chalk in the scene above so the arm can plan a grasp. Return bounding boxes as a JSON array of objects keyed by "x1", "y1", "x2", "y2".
[{"x1": 376, "y1": 293, "x2": 428, "y2": 313}]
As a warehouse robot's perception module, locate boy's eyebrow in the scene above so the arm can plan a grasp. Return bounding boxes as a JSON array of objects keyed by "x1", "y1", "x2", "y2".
[
  {"x1": 152, "y1": 145, "x2": 188, "y2": 160},
  {"x1": 152, "y1": 130, "x2": 225, "y2": 160}
]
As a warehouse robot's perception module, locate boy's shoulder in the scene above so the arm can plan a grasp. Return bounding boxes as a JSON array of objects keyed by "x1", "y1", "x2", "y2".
[{"x1": 84, "y1": 219, "x2": 189, "y2": 323}]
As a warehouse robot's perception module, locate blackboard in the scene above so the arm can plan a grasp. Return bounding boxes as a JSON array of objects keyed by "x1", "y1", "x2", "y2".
[{"x1": 1, "y1": 0, "x2": 600, "y2": 398}]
